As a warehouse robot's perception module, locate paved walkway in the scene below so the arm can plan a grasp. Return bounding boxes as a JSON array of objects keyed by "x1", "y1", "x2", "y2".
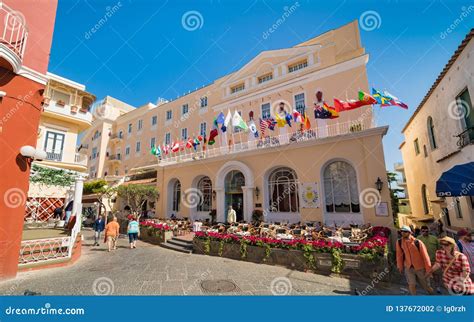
[{"x1": 0, "y1": 229, "x2": 410, "y2": 296}]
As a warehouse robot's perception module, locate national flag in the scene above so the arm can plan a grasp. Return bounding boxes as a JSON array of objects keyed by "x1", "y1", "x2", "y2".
[
  {"x1": 193, "y1": 137, "x2": 200, "y2": 150},
  {"x1": 266, "y1": 118, "x2": 276, "y2": 131},
  {"x1": 358, "y1": 90, "x2": 377, "y2": 105},
  {"x1": 171, "y1": 142, "x2": 180, "y2": 153},
  {"x1": 333, "y1": 98, "x2": 365, "y2": 112},
  {"x1": 293, "y1": 110, "x2": 303, "y2": 123},
  {"x1": 303, "y1": 112, "x2": 311, "y2": 130},
  {"x1": 274, "y1": 113, "x2": 286, "y2": 128},
  {"x1": 216, "y1": 112, "x2": 225, "y2": 124},
  {"x1": 372, "y1": 88, "x2": 391, "y2": 106},
  {"x1": 156, "y1": 145, "x2": 161, "y2": 156},
  {"x1": 197, "y1": 135, "x2": 203, "y2": 141},
  {"x1": 232, "y1": 111, "x2": 248, "y2": 131},
  {"x1": 248, "y1": 120, "x2": 258, "y2": 136},
  {"x1": 315, "y1": 102, "x2": 339, "y2": 119},
  {"x1": 259, "y1": 118, "x2": 268, "y2": 136},
  {"x1": 150, "y1": 146, "x2": 157, "y2": 155},
  {"x1": 186, "y1": 138, "x2": 194, "y2": 149},
  {"x1": 208, "y1": 128, "x2": 218, "y2": 145},
  {"x1": 285, "y1": 112, "x2": 292, "y2": 127},
  {"x1": 382, "y1": 90, "x2": 408, "y2": 109},
  {"x1": 162, "y1": 145, "x2": 169, "y2": 155},
  {"x1": 224, "y1": 110, "x2": 232, "y2": 127}
]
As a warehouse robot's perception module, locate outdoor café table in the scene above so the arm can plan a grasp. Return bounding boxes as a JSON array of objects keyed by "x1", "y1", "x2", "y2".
[
  {"x1": 276, "y1": 233, "x2": 294, "y2": 240},
  {"x1": 328, "y1": 236, "x2": 351, "y2": 243}
]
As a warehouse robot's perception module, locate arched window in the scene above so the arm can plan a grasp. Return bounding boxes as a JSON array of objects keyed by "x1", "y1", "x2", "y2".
[
  {"x1": 323, "y1": 161, "x2": 360, "y2": 213},
  {"x1": 421, "y1": 184, "x2": 429, "y2": 215},
  {"x1": 268, "y1": 167, "x2": 299, "y2": 212},
  {"x1": 427, "y1": 117, "x2": 437, "y2": 150},
  {"x1": 172, "y1": 180, "x2": 181, "y2": 212},
  {"x1": 197, "y1": 176, "x2": 212, "y2": 212},
  {"x1": 225, "y1": 170, "x2": 245, "y2": 193}
]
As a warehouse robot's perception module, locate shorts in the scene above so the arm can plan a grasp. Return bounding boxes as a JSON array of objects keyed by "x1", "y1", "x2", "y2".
[
  {"x1": 405, "y1": 267, "x2": 430, "y2": 289},
  {"x1": 128, "y1": 232, "x2": 138, "y2": 243}
]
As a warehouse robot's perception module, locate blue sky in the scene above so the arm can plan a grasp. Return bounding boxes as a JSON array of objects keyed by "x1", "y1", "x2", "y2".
[{"x1": 49, "y1": 0, "x2": 474, "y2": 173}]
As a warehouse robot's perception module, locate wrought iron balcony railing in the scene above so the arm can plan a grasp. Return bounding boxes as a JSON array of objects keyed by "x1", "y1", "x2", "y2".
[{"x1": 0, "y1": 2, "x2": 28, "y2": 69}]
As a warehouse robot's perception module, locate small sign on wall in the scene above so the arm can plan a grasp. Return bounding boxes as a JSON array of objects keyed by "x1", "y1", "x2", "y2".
[
  {"x1": 299, "y1": 183, "x2": 320, "y2": 208},
  {"x1": 375, "y1": 202, "x2": 389, "y2": 217}
]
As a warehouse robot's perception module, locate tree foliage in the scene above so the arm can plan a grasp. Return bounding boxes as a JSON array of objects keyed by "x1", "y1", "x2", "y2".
[
  {"x1": 116, "y1": 184, "x2": 159, "y2": 216},
  {"x1": 387, "y1": 171, "x2": 404, "y2": 224},
  {"x1": 83, "y1": 179, "x2": 108, "y2": 194}
]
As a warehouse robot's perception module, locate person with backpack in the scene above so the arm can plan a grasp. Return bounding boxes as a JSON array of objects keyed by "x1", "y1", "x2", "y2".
[{"x1": 396, "y1": 225, "x2": 434, "y2": 295}]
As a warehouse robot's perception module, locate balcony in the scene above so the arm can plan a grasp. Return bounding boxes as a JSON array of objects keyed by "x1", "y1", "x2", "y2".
[
  {"x1": 40, "y1": 151, "x2": 88, "y2": 172},
  {"x1": 42, "y1": 100, "x2": 93, "y2": 131},
  {"x1": 455, "y1": 127, "x2": 474, "y2": 149},
  {"x1": 107, "y1": 154, "x2": 122, "y2": 164},
  {"x1": 109, "y1": 133, "x2": 123, "y2": 143},
  {"x1": 398, "y1": 204, "x2": 411, "y2": 215},
  {"x1": 397, "y1": 179, "x2": 407, "y2": 186},
  {"x1": 0, "y1": 2, "x2": 28, "y2": 73},
  {"x1": 159, "y1": 119, "x2": 377, "y2": 166},
  {"x1": 394, "y1": 162, "x2": 404, "y2": 172}
]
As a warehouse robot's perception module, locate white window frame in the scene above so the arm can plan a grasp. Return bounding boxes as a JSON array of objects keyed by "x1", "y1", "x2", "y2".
[
  {"x1": 200, "y1": 122, "x2": 207, "y2": 137},
  {"x1": 261, "y1": 102, "x2": 271, "y2": 120},
  {"x1": 181, "y1": 128, "x2": 188, "y2": 140},
  {"x1": 294, "y1": 92, "x2": 306, "y2": 115},
  {"x1": 165, "y1": 132, "x2": 171, "y2": 145},
  {"x1": 182, "y1": 104, "x2": 189, "y2": 116}
]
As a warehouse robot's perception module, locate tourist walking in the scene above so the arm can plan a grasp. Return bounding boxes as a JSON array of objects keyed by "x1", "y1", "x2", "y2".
[
  {"x1": 417, "y1": 225, "x2": 441, "y2": 293},
  {"x1": 104, "y1": 217, "x2": 120, "y2": 252},
  {"x1": 227, "y1": 205, "x2": 236, "y2": 224},
  {"x1": 127, "y1": 216, "x2": 139, "y2": 249},
  {"x1": 64, "y1": 200, "x2": 74, "y2": 223},
  {"x1": 396, "y1": 225, "x2": 434, "y2": 295},
  {"x1": 426, "y1": 236, "x2": 474, "y2": 295},
  {"x1": 457, "y1": 229, "x2": 474, "y2": 276},
  {"x1": 53, "y1": 206, "x2": 63, "y2": 220},
  {"x1": 93, "y1": 215, "x2": 105, "y2": 246}
]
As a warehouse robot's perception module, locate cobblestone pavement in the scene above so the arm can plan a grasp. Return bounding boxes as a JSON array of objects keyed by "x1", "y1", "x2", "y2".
[{"x1": 0, "y1": 229, "x2": 409, "y2": 296}]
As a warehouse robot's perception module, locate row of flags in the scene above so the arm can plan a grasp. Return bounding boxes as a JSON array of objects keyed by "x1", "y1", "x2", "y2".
[{"x1": 150, "y1": 88, "x2": 407, "y2": 157}]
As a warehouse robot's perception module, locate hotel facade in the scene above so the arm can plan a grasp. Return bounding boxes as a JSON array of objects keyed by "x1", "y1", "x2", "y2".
[{"x1": 82, "y1": 21, "x2": 393, "y2": 228}]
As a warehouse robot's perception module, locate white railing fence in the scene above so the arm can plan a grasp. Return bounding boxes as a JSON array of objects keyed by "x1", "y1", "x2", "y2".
[
  {"x1": 159, "y1": 119, "x2": 372, "y2": 165},
  {"x1": 0, "y1": 2, "x2": 28, "y2": 60},
  {"x1": 18, "y1": 237, "x2": 71, "y2": 266}
]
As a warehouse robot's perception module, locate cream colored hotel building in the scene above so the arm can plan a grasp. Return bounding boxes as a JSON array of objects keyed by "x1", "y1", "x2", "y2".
[{"x1": 81, "y1": 21, "x2": 393, "y2": 228}]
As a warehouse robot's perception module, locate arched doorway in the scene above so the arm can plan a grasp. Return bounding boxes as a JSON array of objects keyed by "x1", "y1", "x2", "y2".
[{"x1": 224, "y1": 170, "x2": 245, "y2": 222}]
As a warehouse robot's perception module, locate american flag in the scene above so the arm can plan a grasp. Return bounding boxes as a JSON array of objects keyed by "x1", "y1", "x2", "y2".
[{"x1": 259, "y1": 118, "x2": 268, "y2": 137}]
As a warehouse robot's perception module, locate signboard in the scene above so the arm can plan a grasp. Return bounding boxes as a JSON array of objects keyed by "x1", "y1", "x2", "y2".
[
  {"x1": 375, "y1": 202, "x2": 389, "y2": 217},
  {"x1": 299, "y1": 183, "x2": 320, "y2": 208}
]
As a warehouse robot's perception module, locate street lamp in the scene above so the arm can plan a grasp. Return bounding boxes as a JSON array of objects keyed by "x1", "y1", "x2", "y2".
[{"x1": 375, "y1": 177, "x2": 384, "y2": 193}]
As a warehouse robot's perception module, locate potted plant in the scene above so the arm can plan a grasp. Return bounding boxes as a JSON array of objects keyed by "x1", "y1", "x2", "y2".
[
  {"x1": 42, "y1": 97, "x2": 50, "y2": 106},
  {"x1": 70, "y1": 105, "x2": 79, "y2": 114},
  {"x1": 56, "y1": 100, "x2": 66, "y2": 107}
]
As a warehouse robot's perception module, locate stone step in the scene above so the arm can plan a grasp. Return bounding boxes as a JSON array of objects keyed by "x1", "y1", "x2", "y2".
[
  {"x1": 167, "y1": 238, "x2": 193, "y2": 249},
  {"x1": 171, "y1": 236, "x2": 193, "y2": 244},
  {"x1": 160, "y1": 242, "x2": 192, "y2": 254}
]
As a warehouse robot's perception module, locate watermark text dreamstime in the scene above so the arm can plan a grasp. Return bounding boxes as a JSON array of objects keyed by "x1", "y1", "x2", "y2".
[
  {"x1": 84, "y1": 2, "x2": 123, "y2": 40},
  {"x1": 262, "y1": 2, "x2": 300, "y2": 40}
]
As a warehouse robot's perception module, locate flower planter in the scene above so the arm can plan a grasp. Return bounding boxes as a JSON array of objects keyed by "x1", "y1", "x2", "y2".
[
  {"x1": 42, "y1": 97, "x2": 50, "y2": 106},
  {"x1": 70, "y1": 105, "x2": 78, "y2": 114},
  {"x1": 270, "y1": 248, "x2": 292, "y2": 267},
  {"x1": 209, "y1": 240, "x2": 221, "y2": 256},
  {"x1": 245, "y1": 245, "x2": 267, "y2": 263},
  {"x1": 222, "y1": 243, "x2": 241, "y2": 260}
]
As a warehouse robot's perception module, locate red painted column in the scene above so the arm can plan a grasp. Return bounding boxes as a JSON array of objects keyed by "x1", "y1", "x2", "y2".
[{"x1": 0, "y1": 69, "x2": 44, "y2": 279}]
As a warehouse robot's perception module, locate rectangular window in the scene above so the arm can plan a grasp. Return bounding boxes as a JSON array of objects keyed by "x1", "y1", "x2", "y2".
[
  {"x1": 182, "y1": 104, "x2": 189, "y2": 116},
  {"x1": 181, "y1": 128, "x2": 188, "y2": 139},
  {"x1": 295, "y1": 93, "x2": 305, "y2": 115},
  {"x1": 200, "y1": 96, "x2": 208, "y2": 108},
  {"x1": 118, "y1": 130, "x2": 123, "y2": 138},
  {"x1": 165, "y1": 133, "x2": 171, "y2": 145},
  {"x1": 231, "y1": 83, "x2": 245, "y2": 94},
  {"x1": 261, "y1": 103, "x2": 271, "y2": 119},
  {"x1": 91, "y1": 147, "x2": 97, "y2": 160},
  {"x1": 166, "y1": 110, "x2": 172, "y2": 121},
  {"x1": 200, "y1": 122, "x2": 207, "y2": 136},
  {"x1": 288, "y1": 60, "x2": 308, "y2": 73},
  {"x1": 44, "y1": 131, "x2": 65, "y2": 161},
  {"x1": 423, "y1": 144, "x2": 428, "y2": 157},
  {"x1": 128, "y1": 123, "x2": 132, "y2": 133},
  {"x1": 414, "y1": 139, "x2": 420, "y2": 155},
  {"x1": 136, "y1": 141, "x2": 141, "y2": 153},
  {"x1": 125, "y1": 146, "x2": 130, "y2": 155},
  {"x1": 138, "y1": 119, "x2": 143, "y2": 130},
  {"x1": 150, "y1": 137, "x2": 156, "y2": 148},
  {"x1": 151, "y1": 115, "x2": 157, "y2": 126},
  {"x1": 258, "y1": 73, "x2": 273, "y2": 84}
]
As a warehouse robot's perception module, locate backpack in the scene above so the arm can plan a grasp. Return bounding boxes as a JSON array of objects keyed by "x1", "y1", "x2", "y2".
[{"x1": 398, "y1": 239, "x2": 420, "y2": 262}]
